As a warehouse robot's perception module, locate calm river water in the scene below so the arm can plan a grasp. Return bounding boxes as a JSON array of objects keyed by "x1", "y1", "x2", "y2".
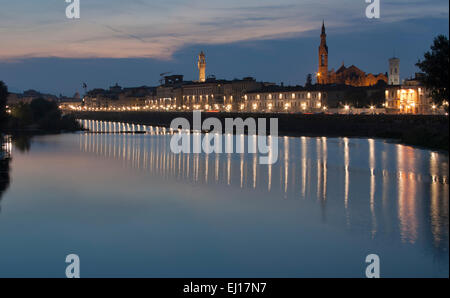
[{"x1": 0, "y1": 120, "x2": 448, "y2": 277}]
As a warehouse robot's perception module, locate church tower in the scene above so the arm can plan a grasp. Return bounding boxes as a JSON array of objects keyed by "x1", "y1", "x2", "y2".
[
  {"x1": 198, "y1": 51, "x2": 206, "y2": 83},
  {"x1": 317, "y1": 21, "x2": 328, "y2": 84},
  {"x1": 388, "y1": 57, "x2": 400, "y2": 85}
]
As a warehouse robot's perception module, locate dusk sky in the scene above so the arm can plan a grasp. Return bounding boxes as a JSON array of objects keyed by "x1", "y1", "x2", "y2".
[{"x1": 0, "y1": 0, "x2": 448, "y2": 95}]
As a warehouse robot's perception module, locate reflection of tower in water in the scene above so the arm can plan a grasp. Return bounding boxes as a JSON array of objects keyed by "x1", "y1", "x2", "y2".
[
  {"x1": 397, "y1": 145, "x2": 419, "y2": 244},
  {"x1": 318, "y1": 137, "x2": 328, "y2": 221}
]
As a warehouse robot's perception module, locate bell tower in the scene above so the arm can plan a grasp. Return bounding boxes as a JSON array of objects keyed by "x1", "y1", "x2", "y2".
[
  {"x1": 318, "y1": 21, "x2": 328, "y2": 84},
  {"x1": 388, "y1": 57, "x2": 400, "y2": 85},
  {"x1": 198, "y1": 51, "x2": 206, "y2": 83}
]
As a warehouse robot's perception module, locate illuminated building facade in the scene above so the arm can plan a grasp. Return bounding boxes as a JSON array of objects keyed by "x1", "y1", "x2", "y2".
[
  {"x1": 385, "y1": 74, "x2": 434, "y2": 114},
  {"x1": 182, "y1": 80, "x2": 225, "y2": 111},
  {"x1": 150, "y1": 76, "x2": 264, "y2": 111},
  {"x1": 244, "y1": 87, "x2": 325, "y2": 113}
]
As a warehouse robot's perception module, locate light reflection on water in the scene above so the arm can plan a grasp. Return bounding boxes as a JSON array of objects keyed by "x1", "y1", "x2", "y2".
[
  {"x1": 79, "y1": 120, "x2": 449, "y2": 252},
  {"x1": 0, "y1": 120, "x2": 448, "y2": 277}
]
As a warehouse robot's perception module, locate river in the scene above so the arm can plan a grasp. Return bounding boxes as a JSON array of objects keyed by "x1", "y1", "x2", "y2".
[{"x1": 0, "y1": 120, "x2": 448, "y2": 277}]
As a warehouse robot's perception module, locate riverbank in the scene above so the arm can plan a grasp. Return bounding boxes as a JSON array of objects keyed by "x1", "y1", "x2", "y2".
[{"x1": 71, "y1": 111, "x2": 449, "y2": 152}]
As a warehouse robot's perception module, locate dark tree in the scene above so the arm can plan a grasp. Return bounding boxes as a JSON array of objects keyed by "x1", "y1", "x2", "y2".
[
  {"x1": 28, "y1": 98, "x2": 80, "y2": 131},
  {"x1": 416, "y1": 35, "x2": 449, "y2": 106},
  {"x1": 7, "y1": 98, "x2": 79, "y2": 132},
  {"x1": 11, "y1": 102, "x2": 33, "y2": 126},
  {"x1": 29, "y1": 97, "x2": 60, "y2": 122},
  {"x1": 0, "y1": 81, "x2": 8, "y2": 125}
]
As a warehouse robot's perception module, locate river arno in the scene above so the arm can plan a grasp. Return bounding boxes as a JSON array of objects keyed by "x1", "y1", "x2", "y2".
[{"x1": 0, "y1": 120, "x2": 448, "y2": 277}]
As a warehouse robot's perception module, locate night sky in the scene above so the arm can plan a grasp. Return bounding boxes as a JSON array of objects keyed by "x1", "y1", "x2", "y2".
[{"x1": 0, "y1": 0, "x2": 448, "y2": 95}]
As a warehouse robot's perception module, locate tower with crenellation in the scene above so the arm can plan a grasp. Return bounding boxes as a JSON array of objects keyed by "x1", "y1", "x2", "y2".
[
  {"x1": 198, "y1": 51, "x2": 206, "y2": 83},
  {"x1": 388, "y1": 57, "x2": 400, "y2": 85}
]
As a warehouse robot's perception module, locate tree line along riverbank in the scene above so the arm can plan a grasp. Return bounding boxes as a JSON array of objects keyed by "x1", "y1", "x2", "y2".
[{"x1": 71, "y1": 111, "x2": 449, "y2": 152}]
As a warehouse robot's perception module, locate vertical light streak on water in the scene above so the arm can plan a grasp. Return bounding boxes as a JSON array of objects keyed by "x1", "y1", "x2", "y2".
[
  {"x1": 344, "y1": 137, "x2": 350, "y2": 227},
  {"x1": 301, "y1": 137, "x2": 307, "y2": 199},
  {"x1": 369, "y1": 138, "x2": 377, "y2": 239},
  {"x1": 284, "y1": 137, "x2": 289, "y2": 195},
  {"x1": 316, "y1": 138, "x2": 322, "y2": 200},
  {"x1": 268, "y1": 136, "x2": 273, "y2": 192},
  {"x1": 397, "y1": 145, "x2": 418, "y2": 244},
  {"x1": 253, "y1": 153, "x2": 257, "y2": 189}
]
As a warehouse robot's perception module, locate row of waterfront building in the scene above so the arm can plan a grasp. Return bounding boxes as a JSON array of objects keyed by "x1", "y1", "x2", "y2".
[
  {"x1": 72, "y1": 72, "x2": 445, "y2": 115},
  {"x1": 72, "y1": 23, "x2": 446, "y2": 115}
]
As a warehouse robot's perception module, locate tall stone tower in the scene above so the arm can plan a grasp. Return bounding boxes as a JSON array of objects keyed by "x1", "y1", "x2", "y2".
[
  {"x1": 388, "y1": 57, "x2": 400, "y2": 85},
  {"x1": 198, "y1": 51, "x2": 206, "y2": 83},
  {"x1": 317, "y1": 21, "x2": 328, "y2": 84}
]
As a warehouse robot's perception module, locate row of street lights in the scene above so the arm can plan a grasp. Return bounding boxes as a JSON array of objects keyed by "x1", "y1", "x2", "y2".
[{"x1": 61, "y1": 102, "x2": 447, "y2": 114}]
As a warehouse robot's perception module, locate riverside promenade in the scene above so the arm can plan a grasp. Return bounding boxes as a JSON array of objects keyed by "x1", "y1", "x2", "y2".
[{"x1": 71, "y1": 111, "x2": 449, "y2": 151}]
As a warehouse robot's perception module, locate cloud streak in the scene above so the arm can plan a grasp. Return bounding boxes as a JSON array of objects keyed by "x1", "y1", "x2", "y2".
[{"x1": 0, "y1": 0, "x2": 448, "y2": 61}]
